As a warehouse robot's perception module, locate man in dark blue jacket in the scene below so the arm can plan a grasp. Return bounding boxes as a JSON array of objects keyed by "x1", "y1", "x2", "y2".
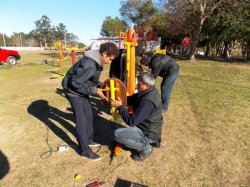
[
  {"x1": 141, "y1": 53, "x2": 179, "y2": 112},
  {"x1": 62, "y1": 42, "x2": 119, "y2": 161},
  {"x1": 111, "y1": 72, "x2": 163, "y2": 161}
]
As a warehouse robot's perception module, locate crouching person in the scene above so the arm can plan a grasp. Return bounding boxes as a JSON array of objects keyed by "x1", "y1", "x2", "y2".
[{"x1": 111, "y1": 72, "x2": 163, "y2": 161}]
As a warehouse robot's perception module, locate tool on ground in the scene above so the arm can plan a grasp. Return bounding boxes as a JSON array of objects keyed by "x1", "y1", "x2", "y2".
[
  {"x1": 74, "y1": 174, "x2": 82, "y2": 181},
  {"x1": 57, "y1": 145, "x2": 69, "y2": 152},
  {"x1": 115, "y1": 178, "x2": 148, "y2": 187},
  {"x1": 86, "y1": 181, "x2": 105, "y2": 187},
  {"x1": 109, "y1": 143, "x2": 122, "y2": 165}
]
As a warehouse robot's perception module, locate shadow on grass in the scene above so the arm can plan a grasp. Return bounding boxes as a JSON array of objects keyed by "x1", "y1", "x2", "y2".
[
  {"x1": 64, "y1": 94, "x2": 125, "y2": 155},
  {"x1": 27, "y1": 100, "x2": 78, "y2": 155},
  {"x1": 0, "y1": 150, "x2": 9, "y2": 180},
  {"x1": 89, "y1": 96, "x2": 125, "y2": 161},
  {"x1": 89, "y1": 96, "x2": 124, "y2": 147},
  {"x1": 27, "y1": 95, "x2": 124, "y2": 157}
]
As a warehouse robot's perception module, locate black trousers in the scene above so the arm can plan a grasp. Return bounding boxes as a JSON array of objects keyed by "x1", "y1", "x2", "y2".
[{"x1": 65, "y1": 93, "x2": 93, "y2": 154}]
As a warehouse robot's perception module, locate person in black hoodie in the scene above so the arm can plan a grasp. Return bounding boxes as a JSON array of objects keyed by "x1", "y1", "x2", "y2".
[
  {"x1": 141, "y1": 53, "x2": 179, "y2": 113},
  {"x1": 109, "y1": 49, "x2": 127, "y2": 84},
  {"x1": 62, "y1": 42, "x2": 119, "y2": 161},
  {"x1": 111, "y1": 72, "x2": 163, "y2": 161}
]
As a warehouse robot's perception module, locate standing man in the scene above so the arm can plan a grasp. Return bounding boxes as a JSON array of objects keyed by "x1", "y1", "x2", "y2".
[
  {"x1": 141, "y1": 53, "x2": 179, "y2": 113},
  {"x1": 62, "y1": 42, "x2": 119, "y2": 161},
  {"x1": 111, "y1": 72, "x2": 163, "y2": 161}
]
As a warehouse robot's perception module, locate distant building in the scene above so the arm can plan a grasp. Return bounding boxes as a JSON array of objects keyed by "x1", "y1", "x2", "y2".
[
  {"x1": 90, "y1": 31, "x2": 161, "y2": 52},
  {"x1": 90, "y1": 36, "x2": 123, "y2": 50}
]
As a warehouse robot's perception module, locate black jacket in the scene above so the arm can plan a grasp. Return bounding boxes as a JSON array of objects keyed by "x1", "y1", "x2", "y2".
[
  {"x1": 118, "y1": 86, "x2": 163, "y2": 140},
  {"x1": 149, "y1": 54, "x2": 179, "y2": 78},
  {"x1": 62, "y1": 57, "x2": 102, "y2": 97},
  {"x1": 109, "y1": 49, "x2": 126, "y2": 84}
]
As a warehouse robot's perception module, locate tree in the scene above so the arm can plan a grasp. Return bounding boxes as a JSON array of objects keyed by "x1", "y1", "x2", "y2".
[
  {"x1": 64, "y1": 32, "x2": 80, "y2": 48},
  {"x1": 118, "y1": 0, "x2": 249, "y2": 61},
  {"x1": 32, "y1": 15, "x2": 53, "y2": 47},
  {"x1": 163, "y1": 0, "x2": 225, "y2": 61},
  {"x1": 53, "y1": 23, "x2": 67, "y2": 41},
  {"x1": 119, "y1": 0, "x2": 157, "y2": 36},
  {"x1": 241, "y1": 1, "x2": 250, "y2": 61},
  {"x1": 200, "y1": 0, "x2": 250, "y2": 61},
  {"x1": 29, "y1": 15, "x2": 85, "y2": 47},
  {"x1": 65, "y1": 33, "x2": 79, "y2": 43},
  {"x1": 100, "y1": 16, "x2": 128, "y2": 37},
  {"x1": 78, "y1": 42, "x2": 86, "y2": 49},
  {"x1": 10, "y1": 32, "x2": 26, "y2": 47},
  {"x1": 0, "y1": 33, "x2": 6, "y2": 46},
  {"x1": 0, "y1": 33, "x2": 10, "y2": 47}
]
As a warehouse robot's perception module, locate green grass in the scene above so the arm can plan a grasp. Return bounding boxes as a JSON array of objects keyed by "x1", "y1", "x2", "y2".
[
  {"x1": 0, "y1": 53, "x2": 249, "y2": 186},
  {"x1": 172, "y1": 60, "x2": 250, "y2": 186},
  {"x1": 18, "y1": 51, "x2": 73, "y2": 66}
]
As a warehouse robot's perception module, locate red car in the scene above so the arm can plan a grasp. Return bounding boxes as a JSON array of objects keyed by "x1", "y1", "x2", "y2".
[{"x1": 0, "y1": 48, "x2": 21, "y2": 65}]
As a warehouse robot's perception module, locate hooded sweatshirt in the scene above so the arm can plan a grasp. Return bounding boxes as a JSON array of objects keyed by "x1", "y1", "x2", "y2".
[
  {"x1": 62, "y1": 50, "x2": 103, "y2": 97},
  {"x1": 84, "y1": 50, "x2": 103, "y2": 68}
]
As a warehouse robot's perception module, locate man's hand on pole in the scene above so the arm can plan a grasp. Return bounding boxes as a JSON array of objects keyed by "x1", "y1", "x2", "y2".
[
  {"x1": 96, "y1": 88, "x2": 108, "y2": 101},
  {"x1": 111, "y1": 97, "x2": 122, "y2": 108}
]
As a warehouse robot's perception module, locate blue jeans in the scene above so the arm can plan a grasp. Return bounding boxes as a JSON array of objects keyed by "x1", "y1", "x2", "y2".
[
  {"x1": 161, "y1": 67, "x2": 179, "y2": 111},
  {"x1": 114, "y1": 126, "x2": 152, "y2": 153}
]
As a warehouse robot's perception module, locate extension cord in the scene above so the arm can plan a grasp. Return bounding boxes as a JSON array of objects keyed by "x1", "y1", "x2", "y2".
[{"x1": 57, "y1": 145, "x2": 69, "y2": 152}]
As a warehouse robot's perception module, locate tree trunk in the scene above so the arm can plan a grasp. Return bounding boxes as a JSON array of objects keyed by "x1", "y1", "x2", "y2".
[
  {"x1": 205, "y1": 41, "x2": 210, "y2": 56},
  {"x1": 244, "y1": 44, "x2": 250, "y2": 62},
  {"x1": 188, "y1": 1, "x2": 208, "y2": 62},
  {"x1": 189, "y1": 17, "x2": 203, "y2": 62},
  {"x1": 246, "y1": 41, "x2": 250, "y2": 62},
  {"x1": 223, "y1": 41, "x2": 229, "y2": 58},
  {"x1": 187, "y1": 0, "x2": 224, "y2": 61}
]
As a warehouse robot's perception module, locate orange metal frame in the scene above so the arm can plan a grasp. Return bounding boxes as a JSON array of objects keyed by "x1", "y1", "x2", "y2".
[{"x1": 124, "y1": 28, "x2": 137, "y2": 97}]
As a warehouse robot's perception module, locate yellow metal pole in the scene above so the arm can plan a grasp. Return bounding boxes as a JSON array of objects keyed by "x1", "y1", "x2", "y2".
[
  {"x1": 125, "y1": 28, "x2": 137, "y2": 97},
  {"x1": 110, "y1": 79, "x2": 117, "y2": 120},
  {"x1": 130, "y1": 40, "x2": 136, "y2": 96},
  {"x1": 124, "y1": 41, "x2": 131, "y2": 96}
]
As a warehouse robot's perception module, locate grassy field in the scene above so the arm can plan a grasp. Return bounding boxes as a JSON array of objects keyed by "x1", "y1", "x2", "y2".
[{"x1": 0, "y1": 53, "x2": 249, "y2": 186}]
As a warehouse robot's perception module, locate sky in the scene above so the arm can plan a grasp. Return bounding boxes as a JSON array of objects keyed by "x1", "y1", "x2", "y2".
[{"x1": 0, "y1": 0, "x2": 123, "y2": 45}]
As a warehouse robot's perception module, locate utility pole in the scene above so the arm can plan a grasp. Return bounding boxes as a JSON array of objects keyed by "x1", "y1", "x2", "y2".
[
  {"x1": 19, "y1": 33, "x2": 22, "y2": 47},
  {"x1": 64, "y1": 33, "x2": 67, "y2": 46},
  {"x1": 1, "y1": 33, "x2": 6, "y2": 47}
]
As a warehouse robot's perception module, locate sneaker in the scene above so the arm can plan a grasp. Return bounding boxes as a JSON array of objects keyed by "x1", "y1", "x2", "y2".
[
  {"x1": 89, "y1": 141, "x2": 100, "y2": 147},
  {"x1": 131, "y1": 147, "x2": 153, "y2": 161},
  {"x1": 81, "y1": 149, "x2": 101, "y2": 161}
]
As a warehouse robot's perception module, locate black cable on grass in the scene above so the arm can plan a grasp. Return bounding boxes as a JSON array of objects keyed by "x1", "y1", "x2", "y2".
[
  {"x1": 40, "y1": 127, "x2": 101, "y2": 159},
  {"x1": 40, "y1": 127, "x2": 57, "y2": 159}
]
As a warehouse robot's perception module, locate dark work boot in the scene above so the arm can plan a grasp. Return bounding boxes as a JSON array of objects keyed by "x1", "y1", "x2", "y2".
[
  {"x1": 131, "y1": 147, "x2": 153, "y2": 161},
  {"x1": 151, "y1": 138, "x2": 161, "y2": 148}
]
